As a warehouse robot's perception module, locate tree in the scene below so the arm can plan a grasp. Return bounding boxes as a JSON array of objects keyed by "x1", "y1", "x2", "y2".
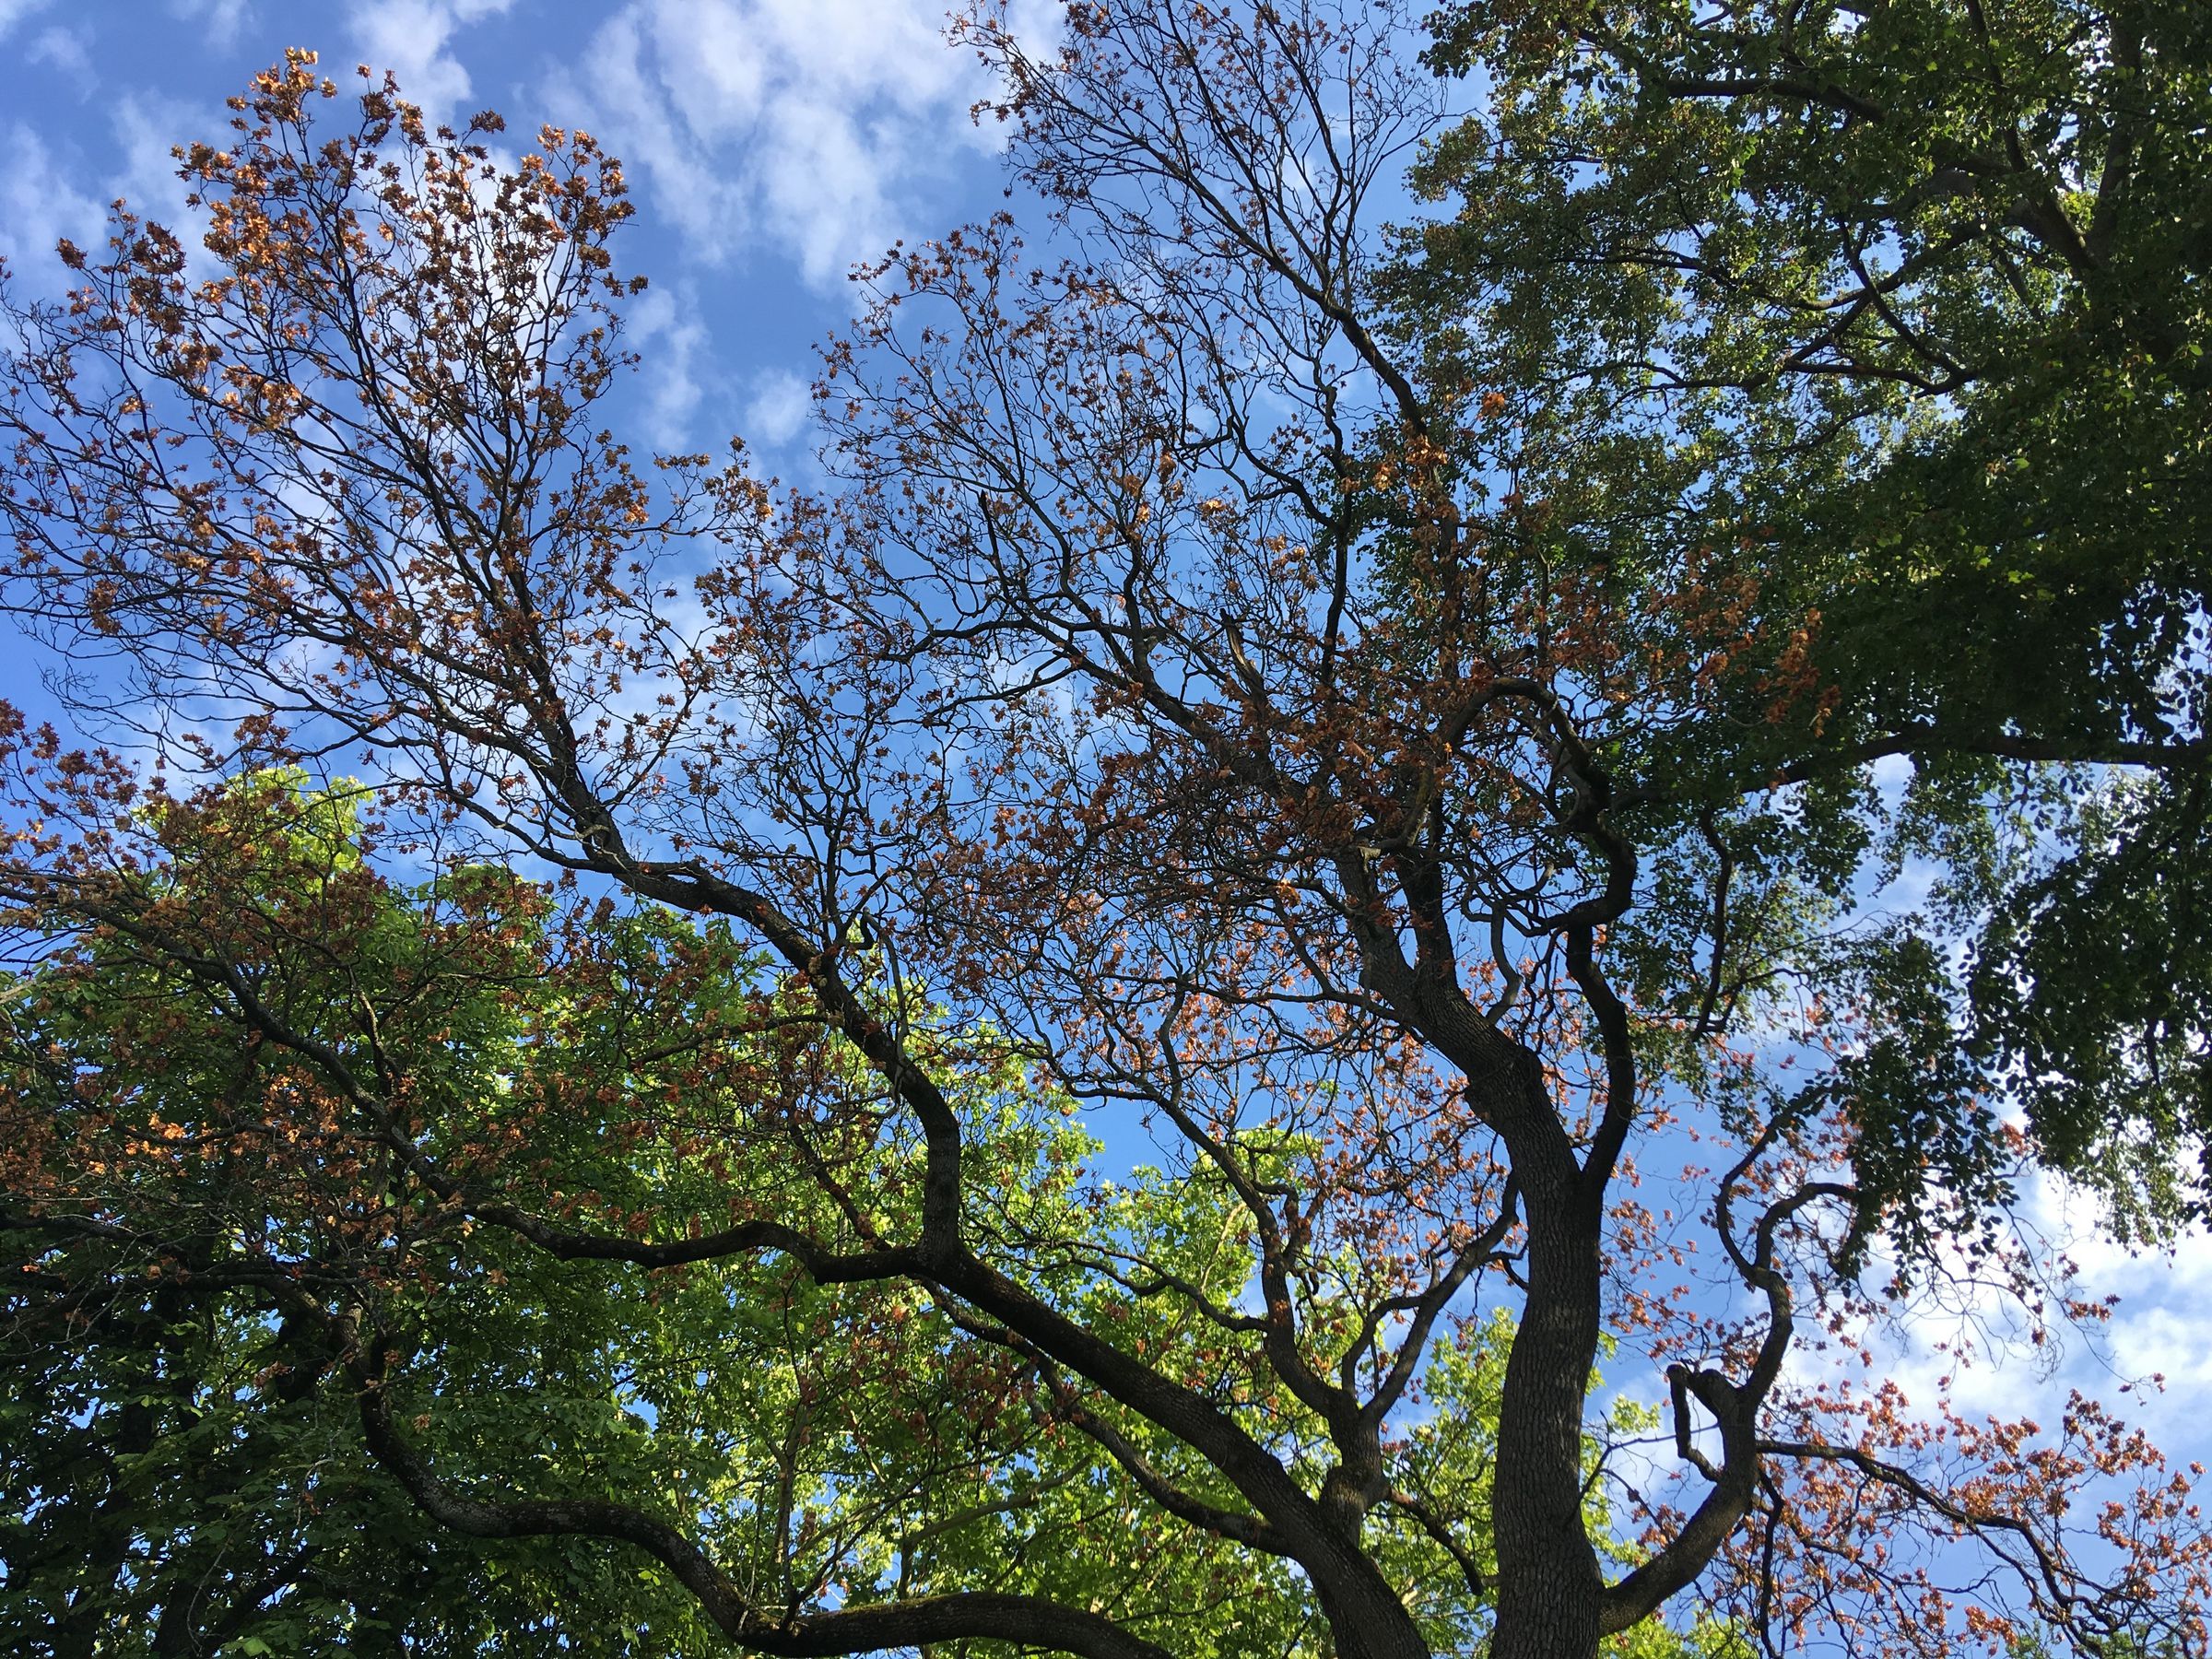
[
  {"x1": 0, "y1": 17, "x2": 2205, "y2": 1659},
  {"x1": 1391, "y1": 0, "x2": 2212, "y2": 1235},
  {"x1": 0, "y1": 776, "x2": 1361, "y2": 1655}
]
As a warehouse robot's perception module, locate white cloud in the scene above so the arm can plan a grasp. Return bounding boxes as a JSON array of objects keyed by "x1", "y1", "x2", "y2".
[
  {"x1": 543, "y1": 0, "x2": 1056, "y2": 288},
  {"x1": 347, "y1": 0, "x2": 514, "y2": 122},
  {"x1": 742, "y1": 367, "x2": 812, "y2": 451},
  {"x1": 0, "y1": 88, "x2": 229, "y2": 296},
  {"x1": 167, "y1": 0, "x2": 250, "y2": 48},
  {"x1": 0, "y1": 0, "x2": 52, "y2": 40},
  {"x1": 1844, "y1": 1169, "x2": 2212, "y2": 1462},
  {"x1": 26, "y1": 24, "x2": 91, "y2": 86},
  {"x1": 111, "y1": 93, "x2": 210, "y2": 248},
  {"x1": 2018, "y1": 1176, "x2": 2212, "y2": 1449},
  {"x1": 0, "y1": 122, "x2": 103, "y2": 288},
  {"x1": 628, "y1": 283, "x2": 710, "y2": 450}
]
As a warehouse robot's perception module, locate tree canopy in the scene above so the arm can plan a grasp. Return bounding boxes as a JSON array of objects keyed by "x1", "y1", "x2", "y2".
[
  {"x1": 0, "y1": 8, "x2": 2206, "y2": 1659},
  {"x1": 1394, "y1": 0, "x2": 2212, "y2": 1233}
]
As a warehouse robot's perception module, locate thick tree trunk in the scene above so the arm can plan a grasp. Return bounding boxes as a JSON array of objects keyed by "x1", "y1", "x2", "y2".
[
  {"x1": 1368, "y1": 907, "x2": 1617, "y2": 1659},
  {"x1": 1312, "y1": 1549, "x2": 1437, "y2": 1659},
  {"x1": 1488, "y1": 1162, "x2": 1607, "y2": 1659}
]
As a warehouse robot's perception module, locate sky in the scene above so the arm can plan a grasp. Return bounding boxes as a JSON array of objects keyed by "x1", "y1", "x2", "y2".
[{"x1": 2, "y1": 0, "x2": 2206, "y2": 1521}]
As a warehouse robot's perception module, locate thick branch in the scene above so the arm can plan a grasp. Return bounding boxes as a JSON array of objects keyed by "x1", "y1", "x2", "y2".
[{"x1": 351, "y1": 1339, "x2": 1175, "y2": 1659}]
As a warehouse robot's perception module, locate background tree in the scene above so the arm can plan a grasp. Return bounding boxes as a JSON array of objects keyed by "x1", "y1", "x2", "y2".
[
  {"x1": 3, "y1": 775, "x2": 1359, "y2": 1655},
  {"x1": 1392, "y1": 0, "x2": 2212, "y2": 1234},
  {"x1": 0, "y1": 13, "x2": 2204, "y2": 1659}
]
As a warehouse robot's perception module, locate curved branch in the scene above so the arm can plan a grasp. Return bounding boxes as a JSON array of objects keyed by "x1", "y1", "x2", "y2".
[
  {"x1": 1384, "y1": 1486, "x2": 1489, "y2": 1601},
  {"x1": 351, "y1": 1341, "x2": 1176, "y2": 1659},
  {"x1": 1752, "y1": 1436, "x2": 2150, "y2": 1644},
  {"x1": 1599, "y1": 1145, "x2": 1854, "y2": 1632}
]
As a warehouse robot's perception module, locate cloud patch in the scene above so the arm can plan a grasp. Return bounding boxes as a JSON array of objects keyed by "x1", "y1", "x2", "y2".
[
  {"x1": 167, "y1": 0, "x2": 251, "y2": 49},
  {"x1": 26, "y1": 24, "x2": 93, "y2": 87},
  {"x1": 544, "y1": 0, "x2": 1054, "y2": 288},
  {"x1": 627, "y1": 283, "x2": 711, "y2": 450},
  {"x1": 348, "y1": 0, "x2": 514, "y2": 122},
  {"x1": 0, "y1": 123, "x2": 103, "y2": 289},
  {"x1": 741, "y1": 368, "x2": 812, "y2": 452},
  {"x1": 0, "y1": 0, "x2": 53, "y2": 41}
]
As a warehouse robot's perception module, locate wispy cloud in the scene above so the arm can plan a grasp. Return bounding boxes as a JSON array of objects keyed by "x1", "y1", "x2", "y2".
[
  {"x1": 0, "y1": 122, "x2": 103, "y2": 287},
  {"x1": 0, "y1": 0, "x2": 53, "y2": 41},
  {"x1": 168, "y1": 0, "x2": 251, "y2": 49},
  {"x1": 543, "y1": 0, "x2": 1054, "y2": 288},
  {"x1": 26, "y1": 24, "x2": 92, "y2": 88},
  {"x1": 742, "y1": 367, "x2": 812, "y2": 453},
  {"x1": 628, "y1": 282, "x2": 710, "y2": 450},
  {"x1": 347, "y1": 0, "x2": 514, "y2": 122},
  {"x1": 111, "y1": 92, "x2": 211, "y2": 241}
]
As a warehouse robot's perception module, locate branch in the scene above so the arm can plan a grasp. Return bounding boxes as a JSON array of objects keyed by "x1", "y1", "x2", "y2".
[
  {"x1": 349, "y1": 1335, "x2": 1176, "y2": 1659},
  {"x1": 1761, "y1": 725, "x2": 2207, "y2": 789},
  {"x1": 1598, "y1": 1143, "x2": 1853, "y2": 1631},
  {"x1": 1752, "y1": 1437, "x2": 2122, "y2": 1641},
  {"x1": 1385, "y1": 1486, "x2": 1489, "y2": 1601},
  {"x1": 920, "y1": 1288, "x2": 1290, "y2": 1556},
  {"x1": 1353, "y1": 1179, "x2": 1519, "y2": 1423}
]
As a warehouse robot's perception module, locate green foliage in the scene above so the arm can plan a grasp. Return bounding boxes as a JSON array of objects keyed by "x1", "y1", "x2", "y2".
[
  {"x1": 1974, "y1": 773, "x2": 2212, "y2": 1241},
  {"x1": 1390, "y1": 0, "x2": 2212, "y2": 1233}
]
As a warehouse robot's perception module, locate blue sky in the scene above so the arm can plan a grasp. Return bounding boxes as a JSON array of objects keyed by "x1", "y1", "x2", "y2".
[{"x1": 4, "y1": 0, "x2": 2206, "y2": 1518}]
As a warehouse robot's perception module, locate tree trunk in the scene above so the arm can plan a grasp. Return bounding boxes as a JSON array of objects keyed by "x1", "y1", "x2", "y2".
[
  {"x1": 1488, "y1": 1166, "x2": 1607, "y2": 1659},
  {"x1": 1316, "y1": 1575, "x2": 1436, "y2": 1659}
]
